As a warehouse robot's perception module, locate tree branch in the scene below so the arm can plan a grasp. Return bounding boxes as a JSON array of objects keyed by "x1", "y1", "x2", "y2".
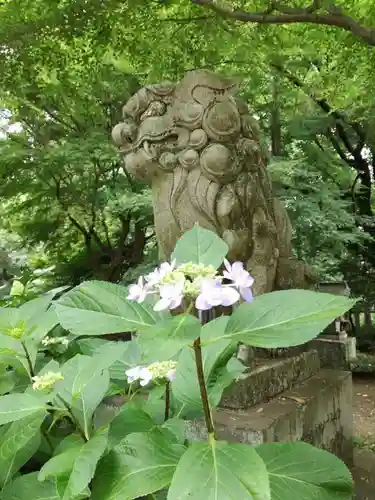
[{"x1": 190, "y1": 0, "x2": 375, "y2": 46}]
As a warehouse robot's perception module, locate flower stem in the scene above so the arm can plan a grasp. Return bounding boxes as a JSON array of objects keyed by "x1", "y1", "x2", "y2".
[
  {"x1": 21, "y1": 341, "x2": 35, "y2": 378},
  {"x1": 56, "y1": 395, "x2": 88, "y2": 442},
  {"x1": 193, "y1": 337, "x2": 214, "y2": 435},
  {"x1": 164, "y1": 381, "x2": 170, "y2": 421}
]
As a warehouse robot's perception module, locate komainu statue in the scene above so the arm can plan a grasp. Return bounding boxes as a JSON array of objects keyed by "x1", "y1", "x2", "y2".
[{"x1": 112, "y1": 70, "x2": 315, "y2": 295}]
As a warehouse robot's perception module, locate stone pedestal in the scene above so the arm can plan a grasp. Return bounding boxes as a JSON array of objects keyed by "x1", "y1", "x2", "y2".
[
  {"x1": 309, "y1": 336, "x2": 357, "y2": 370},
  {"x1": 186, "y1": 350, "x2": 354, "y2": 467}
]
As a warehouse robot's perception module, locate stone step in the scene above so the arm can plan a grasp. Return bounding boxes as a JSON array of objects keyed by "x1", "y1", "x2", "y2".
[
  {"x1": 221, "y1": 350, "x2": 320, "y2": 409},
  {"x1": 186, "y1": 369, "x2": 353, "y2": 466}
]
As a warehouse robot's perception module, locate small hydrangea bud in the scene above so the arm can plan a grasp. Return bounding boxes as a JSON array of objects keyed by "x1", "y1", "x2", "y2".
[
  {"x1": 178, "y1": 262, "x2": 217, "y2": 279},
  {"x1": 147, "y1": 360, "x2": 177, "y2": 381},
  {"x1": 4, "y1": 321, "x2": 26, "y2": 339},
  {"x1": 160, "y1": 270, "x2": 185, "y2": 285},
  {"x1": 32, "y1": 371, "x2": 64, "y2": 391}
]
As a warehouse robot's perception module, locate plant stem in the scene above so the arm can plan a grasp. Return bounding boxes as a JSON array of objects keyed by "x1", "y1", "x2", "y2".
[
  {"x1": 164, "y1": 381, "x2": 170, "y2": 422},
  {"x1": 21, "y1": 341, "x2": 35, "y2": 378},
  {"x1": 193, "y1": 337, "x2": 214, "y2": 435},
  {"x1": 56, "y1": 395, "x2": 88, "y2": 442}
]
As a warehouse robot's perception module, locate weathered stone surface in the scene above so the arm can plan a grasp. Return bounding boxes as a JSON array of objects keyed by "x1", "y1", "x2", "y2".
[
  {"x1": 309, "y1": 336, "x2": 357, "y2": 370},
  {"x1": 221, "y1": 350, "x2": 320, "y2": 409},
  {"x1": 186, "y1": 369, "x2": 353, "y2": 466},
  {"x1": 113, "y1": 69, "x2": 315, "y2": 295}
]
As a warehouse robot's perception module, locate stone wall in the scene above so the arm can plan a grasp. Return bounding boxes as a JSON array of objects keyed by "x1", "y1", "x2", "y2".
[{"x1": 186, "y1": 350, "x2": 354, "y2": 467}]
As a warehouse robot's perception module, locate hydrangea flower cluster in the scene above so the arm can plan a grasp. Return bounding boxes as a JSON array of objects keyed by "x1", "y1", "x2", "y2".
[
  {"x1": 127, "y1": 259, "x2": 254, "y2": 312},
  {"x1": 32, "y1": 371, "x2": 64, "y2": 391},
  {"x1": 42, "y1": 336, "x2": 69, "y2": 347},
  {"x1": 125, "y1": 361, "x2": 177, "y2": 387}
]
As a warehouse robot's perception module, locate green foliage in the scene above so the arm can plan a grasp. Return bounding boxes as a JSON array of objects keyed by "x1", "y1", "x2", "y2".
[
  {"x1": 55, "y1": 280, "x2": 167, "y2": 336},
  {"x1": 39, "y1": 431, "x2": 107, "y2": 500},
  {"x1": 0, "y1": 226, "x2": 356, "y2": 498},
  {"x1": 224, "y1": 290, "x2": 357, "y2": 347},
  {"x1": 91, "y1": 428, "x2": 186, "y2": 500},
  {"x1": 172, "y1": 224, "x2": 229, "y2": 269},
  {"x1": 256, "y1": 441, "x2": 353, "y2": 499},
  {"x1": 168, "y1": 439, "x2": 270, "y2": 499}
]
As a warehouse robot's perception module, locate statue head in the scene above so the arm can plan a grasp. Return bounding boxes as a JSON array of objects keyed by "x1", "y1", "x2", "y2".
[{"x1": 112, "y1": 69, "x2": 267, "y2": 185}]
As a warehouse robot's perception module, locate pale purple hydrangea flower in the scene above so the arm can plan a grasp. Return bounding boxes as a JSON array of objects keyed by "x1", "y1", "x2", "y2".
[
  {"x1": 126, "y1": 258, "x2": 255, "y2": 312},
  {"x1": 125, "y1": 366, "x2": 153, "y2": 386},
  {"x1": 146, "y1": 260, "x2": 176, "y2": 286},
  {"x1": 195, "y1": 278, "x2": 240, "y2": 310},
  {"x1": 223, "y1": 259, "x2": 254, "y2": 302},
  {"x1": 127, "y1": 276, "x2": 148, "y2": 303},
  {"x1": 126, "y1": 362, "x2": 177, "y2": 386},
  {"x1": 153, "y1": 280, "x2": 185, "y2": 312}
]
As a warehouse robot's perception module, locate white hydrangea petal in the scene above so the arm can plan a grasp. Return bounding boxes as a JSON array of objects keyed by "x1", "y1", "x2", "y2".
[
  {"x1": 195, "y1": 293, "x2": 212, "y2": 310},
  {"x1": 167, "y1": 369, "x2": 176, "y2": 382},
  {"x1": 125, "y1": 366, "x2": 143, "y2": 383},
  {"x1": 153, "y1": 297, "x2": 172, "y2": 311},
  {"x1": 220, "y1": 286, "x2": 240, "y2": 306},
  {"x1": 240, "y1": 286, "x2": 254, "y2": 302}
]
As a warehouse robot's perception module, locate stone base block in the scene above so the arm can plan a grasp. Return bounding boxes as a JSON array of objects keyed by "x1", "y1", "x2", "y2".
[
  {"x1": 309, "y1": 337, "x2": 357, "y2": 370},
  {"x1": 186, "y1": 369, "x2": 353, "y2": 466},
  {"x1": 221, "y1": 350, "x2": 320, "y2": 409}
]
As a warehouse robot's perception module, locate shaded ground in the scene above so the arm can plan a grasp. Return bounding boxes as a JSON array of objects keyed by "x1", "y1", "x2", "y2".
[
  {"x1": 353, "y1": 374, "x2": 375, "y2": 444},
  {"x1": 353, "y1": 374, "x2": 375, "y2": 499}
]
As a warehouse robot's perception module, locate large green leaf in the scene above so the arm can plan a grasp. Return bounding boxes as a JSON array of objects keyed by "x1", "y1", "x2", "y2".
[
  {"x1": 223, "y1": 290, "x2": 357, "y2": 348},
  {"x1": 0, "y1": 472, "x2": 60, "y2": 500},
  {"x1": 70, "y1": 342, "x2": 129, "y2": 394},
  {"x1": 39, "y1": 430, "x2": 108, "y2": 500},
  {"x1": 0, "y1": 410, "x2": 45, "y2": 487},
  {"x1": 256, "y1": 442, "x2": 353, "y2": 499},
  {"x1": 0, "y1": 393, "x2": 47, "y2": 425},
  {"x1": 172, "y1": 316, "x2": 238, "y2": 415},
  {"x1": 0, "y1": 335, "x2": 29, "y2": 375},
  {"x1": 137, "y1": 314, "x2": 201, "y2": 363},
  {"x1": 25, "y1": 308, "x2": 60, "y2": 345},
  {"x1": 171, "y1": 224, "x2": 228, "y2": 269},
  {"x1": 0, "y1": 297, "x2": 57, "y2": 343},
  {"x1": 167, "y1": 439, "x2": 270, "y2": 499},
  {"x1": 55, "y1": 280, "x2": 167, "y2": 336},
  {"x1": 78, "y1": 339, "x2": 141, "y2": 381},
  {"x1": 91, "y1": 427, "x2": 186, "y2": 500},
  {"x1": 55, "y1": 353, "x2": 111, "y2": 440},
  {"x1": 108, "y1": 406, "x2": 154, "y2": 448},
  {"x1": 0, "y1": 368, "x2": 17, "y2": 395},
  {"x1": 0, "y1": 309, "x2": 21, "y2": 336}
]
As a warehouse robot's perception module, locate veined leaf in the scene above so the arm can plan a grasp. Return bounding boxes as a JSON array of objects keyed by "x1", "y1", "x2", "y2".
[
  {"x1": 78, "y1": 338, "x2": 142, "y2": 380},
  {"x1": 55, "y1": 354, "x2": 110, "y2": 440},
  {"x1": 0, "y1": 369, "x2": 17, "y2": 395},
  {"x1": 108, "y1": 406, "x2": 154, "y2": 448},
  {"x1": 0, "y1": 393, "x2": 47, "y2": 425},
  {"x1": 223, "y1": 290, "x2": 357, "y2": 348},
  {"x1": 0, "y1": 472, "x2": 60, "y2": 500},
  {"x1": 0, "y1": 410, "x2": 45, "y2": 487},
  {"x1": 256, "y1": 441, "x2": 353, "y2": 499},
  {"x1": 167, "y1": 439, "x2": 270, "y2": 499},
  {"x1": 39, "y1": 430, "x2": 108, "y2": 500},
  {"x1": 136, "y1": 314, "x2": 201, "y2": 363},
  {"x1": 171, "y1": 224, "x2": 228, "y2": 269},
  {"x1": 55, "y1": 280, "x2": 167, "y2": 336},
  {"x1": 91, "y1": 427, "x2": 186, "y2": 500}
]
